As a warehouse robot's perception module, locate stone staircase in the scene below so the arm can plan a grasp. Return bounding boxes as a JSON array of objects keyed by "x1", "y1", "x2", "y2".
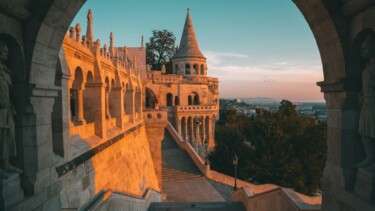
[
  {"x1": 148, "y1": 202, "x2": 246, "y2": 211},
  {"x1": 162, "y1": 130, "x2": 203, "y2": 182}
]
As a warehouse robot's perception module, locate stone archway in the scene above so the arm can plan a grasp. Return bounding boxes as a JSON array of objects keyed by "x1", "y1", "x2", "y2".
[{"x1": 0, "y1": 0, "x2": 374, "y2": 210}]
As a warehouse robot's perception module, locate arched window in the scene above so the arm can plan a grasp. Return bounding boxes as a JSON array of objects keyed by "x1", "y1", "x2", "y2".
[
  {"x1": 71, "y1": 67, "x2": 83, "y2": 122},
  {"x1": 70, "y1": 89, "x2": 76, "y2": 121},
  {"x1": 200, "y1": 64, "x2": 204, "y2": 75},
  {"x1": 193, "y1": 64, "x2": 199, "y2": 75},
  {"x1": 185, "y1": 64, "x2": 190, "y2": 75},
  {"x1": 146, "y1": 88, "x2": 158, "y2": 109},
  {"x1": 188, "y1": 95, "x2": 192, "y2": 105},
  {"x1": 166, "y1": 93, "x2": 173, "y2": 107},
  {"x1": 174, "y1": 64, "x2": 179, "y2": 74},
  {"x1": 83, "y1": 71, "x2": 94, "y2": 123},
  {"x1": 193, "y1": 93, "x2": 200, "y2": 105},
  {"x1": 86, "y1": 71, "x2": 93, "y2": 83},
  {"x1": 174, "y1": 96, "x2": 180, "y2": 106}
]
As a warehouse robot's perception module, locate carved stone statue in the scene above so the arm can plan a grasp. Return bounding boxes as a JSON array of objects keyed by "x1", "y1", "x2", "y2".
[
  {"x1": 0, "y1": 40, "x2": 21, "y2": 179},
  {"x1": 356, "y1": 32, "x2": 375, "y2": 171},
  {"x1": 161, "y1": 64, "x2": 166, "y2": 74}
]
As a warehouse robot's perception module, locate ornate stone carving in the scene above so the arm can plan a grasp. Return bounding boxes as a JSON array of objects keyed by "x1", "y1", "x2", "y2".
[
  {"x1": 357, "y1": 32, "x2": 375, "y2": 171},
  {"x1": 0, "y1": 40, "x2": 21, "y2": 179}
]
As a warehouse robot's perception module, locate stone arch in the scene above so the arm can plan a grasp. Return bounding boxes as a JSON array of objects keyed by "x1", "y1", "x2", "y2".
[
  {"x1": 73, "y1": 67, "x2": 84, "y2": 88},
  {"x1": 293, "y1": 0, "x2": 348, "y2": 80},
  {"x1": 6, "y1": 0, "x2": 370, "y2": 209},
  {"x1": 105, "y1": 77, "x2": 111, "y2": 119},
  {"x1": 185, "y1": 63, "x2": 190, "y2": 75},
  {"x1": 174, "y1": 96, "x2": 180, "y2": 106},
  {"x1": 83, "y1": 71, "x2": 94, "y2": 123},
  {"x1": 193, "y1": 64, "x2": 198, "y2": 75},
  {"x1": 86, "y1": 71, "x2": 94, "y2": 83},
  {"x1": 193, "y1": 92, "x2": 200, "y2": 105},
  {"x1": 174, "y1": 64, "x2": 179, "y2": 74},
  {"x1": 146, "y1": 88, "x2": 158, "y2": 109},
  {"x1": 166, "y1": 93, "x2": 173, "y2": 107}
]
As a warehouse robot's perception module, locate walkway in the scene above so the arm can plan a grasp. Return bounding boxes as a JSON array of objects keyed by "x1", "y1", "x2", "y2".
[{"x1": 161, "y1": 130, "x2": 234, "y2": 202}]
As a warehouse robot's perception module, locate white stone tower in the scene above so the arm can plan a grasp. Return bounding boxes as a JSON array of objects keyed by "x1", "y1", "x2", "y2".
[{"x1": 172, "y1": 9, "x2": 207, "y2": 76}]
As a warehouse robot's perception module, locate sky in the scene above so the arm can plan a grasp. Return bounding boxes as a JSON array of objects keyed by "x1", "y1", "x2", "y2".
[{"x1": 71, "y1": 0, "x2": 324, "y2": 102}]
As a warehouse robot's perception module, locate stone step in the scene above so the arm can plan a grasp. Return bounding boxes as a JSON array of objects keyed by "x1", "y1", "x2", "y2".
[
  {"x1": 148, "y1": 202, "x2": 246, "y2": 211},
  {"x1": 162, "y1": 129, "x2": 203, "y2": 183}
]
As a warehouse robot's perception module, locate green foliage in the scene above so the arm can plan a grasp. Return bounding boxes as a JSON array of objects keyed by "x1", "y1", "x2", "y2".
[
  {"x1": 209, "y1": 100, "x2": 327, "y2": 196},
  {"x1": 146, "y1": 30, "x2": 176, "y2": 70}
]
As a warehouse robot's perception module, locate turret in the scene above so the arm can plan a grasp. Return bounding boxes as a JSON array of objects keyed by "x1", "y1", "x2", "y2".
[
  {"x1": 172, "y1": 9, "x2": 207, "y2": 76},
  {"x1": 86, "y1": 9, "x2": 94, "y2": 47},
  {"x1": 109, "y1": 32, "x2": 114, "y2": 56}
]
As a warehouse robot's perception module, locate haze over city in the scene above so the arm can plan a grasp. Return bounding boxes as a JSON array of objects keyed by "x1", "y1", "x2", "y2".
[{"x1": 72, "y1": 0, "x2": 324, "y2": 102}]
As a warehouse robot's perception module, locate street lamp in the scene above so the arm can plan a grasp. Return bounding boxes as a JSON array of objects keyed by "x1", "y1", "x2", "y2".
[
  {"x1": 204, "y1": 139, "x2": 209, "y2": 165},
  {"x1": 194, "y1": 116, "x2": 201, "y2": 154},
  {"x1": 232, "y1": 152, "x2": 239, "y2": 190}
]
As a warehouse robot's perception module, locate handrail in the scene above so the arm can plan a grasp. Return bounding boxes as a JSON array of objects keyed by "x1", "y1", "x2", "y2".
[
  {"x1": 166, "y1": 122, "x2": 209, "y2": 175},
  {"x1": 79, "y1": 189, "x2": 108, "y2": 211}
]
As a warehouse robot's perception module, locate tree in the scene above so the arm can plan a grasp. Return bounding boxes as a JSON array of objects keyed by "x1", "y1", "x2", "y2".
[
  {"x1": 146, "y1": 30, "x2": 176, "y2": 70},
  {"x1": 209, "y1": 100, "x2": 327, "y2": 196}
]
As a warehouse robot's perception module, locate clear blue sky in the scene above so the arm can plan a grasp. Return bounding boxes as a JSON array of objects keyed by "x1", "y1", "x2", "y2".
[{"x1": 72, "y1": 0, "x2": 323, "y2": 102}]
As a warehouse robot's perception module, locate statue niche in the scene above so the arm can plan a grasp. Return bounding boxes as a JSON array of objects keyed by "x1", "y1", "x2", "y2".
[
  {"x1": 0, "y1": 40, "x2": 21, "y2": 179},
  {"x1": 356, "y1": 32, "x2": 375, "y2": 171}
]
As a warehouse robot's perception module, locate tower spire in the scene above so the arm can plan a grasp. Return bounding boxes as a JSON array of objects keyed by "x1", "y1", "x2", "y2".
[
  {"x1": 86, "y1": 9, "x2": 94, "y2": 46},
  {"x1": 173, "y1": 9, "x2": 205, "y2": 59},
  {"x1": 141, "y1": 35, "x2": 144, "y2": 48},
  {"x1": 109, "y1": 32, "x2": 114, "y2": 56}
]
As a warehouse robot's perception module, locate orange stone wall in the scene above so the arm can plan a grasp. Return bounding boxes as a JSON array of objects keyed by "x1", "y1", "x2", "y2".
[{"x1": 59, "y1": 124, "x2": 160, "y2": 209}]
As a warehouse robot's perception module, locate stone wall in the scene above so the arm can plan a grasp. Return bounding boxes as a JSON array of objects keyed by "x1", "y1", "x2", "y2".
[
  {"x1": 59, "y1": 124, "x2": 160, "y2": 209},
  {"x1": 232, "y1": 187, "x2": 321, "y2": 211},
  {"x1": 94, "y1": 189, "x2": 162, "y2": 211}
]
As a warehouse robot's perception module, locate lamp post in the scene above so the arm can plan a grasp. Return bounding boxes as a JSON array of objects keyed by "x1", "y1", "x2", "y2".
[
  {"x1": 204, "y1": 139, "x2": 209, "y2": 165},
  {"x1": 194, "y1": 116, "x2": 201, "y2": 154},
  {"x1": 233, "y1": 152, "x2": 239, "y2": 190}
]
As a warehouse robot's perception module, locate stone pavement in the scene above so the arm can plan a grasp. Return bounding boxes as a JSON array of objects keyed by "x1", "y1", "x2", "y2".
[
  {"x1": 161, "y1": 130, "x2": 234, "y2": 203},
  {"x1": 163, "y1": 177, "x2": 229, "y2": 202},
  {"x1": 148, "y1": 201, "x2": 245, "y2": 211}
]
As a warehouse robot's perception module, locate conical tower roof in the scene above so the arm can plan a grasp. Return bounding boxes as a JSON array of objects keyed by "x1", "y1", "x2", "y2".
[{"x1": 173, "y1": 9, "x2": 206, "y2": 59}]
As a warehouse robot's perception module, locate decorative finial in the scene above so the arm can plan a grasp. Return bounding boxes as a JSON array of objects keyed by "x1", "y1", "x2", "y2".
[
  {"x1": 87, "y1": 9, "x2": 93, "y2": 22},
  {"x1": 187, "y1": 8, "x2": 190, "y2": 12},
  {"x1": 75, "y1": 23, "x2": 81, "y2": 42},
  {"x1": 110, "y1": 32, "x2": 114, "y2": 42},
  {"x1": 141, "y1": 35, "x2": 144, "y2": 48}
]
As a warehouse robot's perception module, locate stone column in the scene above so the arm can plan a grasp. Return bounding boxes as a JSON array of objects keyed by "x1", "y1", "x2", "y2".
[
  {"x1": 177, "y1": 118, "x2": 182, "y2": 134},
  {"x1": 317, "y1": 81, "x2": 366, "y2": 210},
  {"x1": 183, "y1": 118, "x2": 188, "y2": 142},
  {"x1": 111, "y1": 87, "x2": 124, "y2": 129},
  {"x1": 125, "y1": 89, "x2": 136, "y2": 123},
  {"x1": 195, "y1": 120, "x2": 200, "y2": 145},
  {"x1": 201, "y1": 117, "x2": 205, "y2": 143},
  {"x1": 83, "y1": 83, "x2": 106, "y2": 139},
  {"x1": 75, "y1": 88, "x2": 86, "y2": 124},
  {"x1": 190, "y1": 117, "x2": 195, "y2": 144},
  {"x1": 105, "y1": 90, "x2": 111, "y2": 119}
]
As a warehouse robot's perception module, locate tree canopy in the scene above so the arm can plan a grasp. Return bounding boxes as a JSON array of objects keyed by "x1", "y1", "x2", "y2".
[
  {"x1": 146, "y1": 29, "x2": 176, "y2": 70},
  {"x1": 209, "y1": 100, "x2": 327, "y2": 196}
]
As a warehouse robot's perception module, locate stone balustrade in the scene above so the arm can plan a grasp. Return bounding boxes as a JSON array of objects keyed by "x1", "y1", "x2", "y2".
[
  {"x1": 173, "y1": 105, "x2": 218, "y2": 112},
  {"x1": 143, "y1": 109, "x2": 169, "y2": 124}
]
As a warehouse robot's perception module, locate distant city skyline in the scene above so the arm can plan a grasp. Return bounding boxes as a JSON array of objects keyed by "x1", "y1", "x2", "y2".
[{"x1": 71, "y1": 0, "x2": 324, "y2": 102}]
